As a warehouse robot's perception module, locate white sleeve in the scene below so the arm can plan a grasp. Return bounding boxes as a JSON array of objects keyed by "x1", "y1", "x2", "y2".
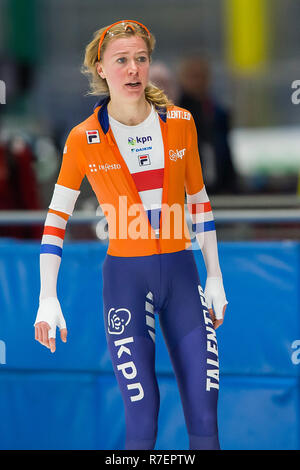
[
  {"x1": 39, "y1": 211, "x2": 67, "y2": 301},
  {"x1": 187, "y1": 186, "x2": 228, "y2": 320},
  {"x1": 187, "y1": 186, "x2": 222, "y2": 278},
  {"x1": 49, "y1": 184, "x2": 80, "y2": 216}
]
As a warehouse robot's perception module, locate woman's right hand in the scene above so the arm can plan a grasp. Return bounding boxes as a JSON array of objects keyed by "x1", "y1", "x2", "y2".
[{"x1": 34, "y1": 297, "x2": 67, "y2": 353}]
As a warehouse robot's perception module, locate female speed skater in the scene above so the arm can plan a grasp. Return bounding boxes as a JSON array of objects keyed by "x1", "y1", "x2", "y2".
[{"x1": 34, "y1": 20, "x2": 228, "y2": 450}]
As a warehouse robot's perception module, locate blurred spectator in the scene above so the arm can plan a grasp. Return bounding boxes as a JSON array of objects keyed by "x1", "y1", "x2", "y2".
[
  {"x1": 149, "y1": 61, "x2": 179, "y2": 103},
  {"x1": 0, "y1": 131, "x2": 42, "y2": 239},
  {"x1": 178, "y1": 56, "x2": 239, "y2": 194},
  {"x1": 0, "y1": 57, "x2": 34, "y2": 104}
]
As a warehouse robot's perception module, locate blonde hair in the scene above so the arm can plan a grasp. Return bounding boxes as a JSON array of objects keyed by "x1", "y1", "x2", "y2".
[{"x1": 81, "y1": 21, "x2": 173, "y2": 111}]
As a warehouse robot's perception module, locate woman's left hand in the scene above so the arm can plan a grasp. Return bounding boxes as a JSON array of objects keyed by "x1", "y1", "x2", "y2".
[
  {"x1": 204, "y1": 277, "x2": 228, "y2": 329},
  {"x1": 208, "y1": 304, "x2": 227, "y2": 329}
]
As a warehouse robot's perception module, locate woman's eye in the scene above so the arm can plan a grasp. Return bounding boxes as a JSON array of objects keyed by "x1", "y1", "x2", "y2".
[{"x1": 116, "y1": 56, "x2": 147, "y2": 64}]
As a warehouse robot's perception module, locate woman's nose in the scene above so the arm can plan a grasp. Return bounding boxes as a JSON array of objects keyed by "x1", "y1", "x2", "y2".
[{"x1": 128, "y1": 60, "x2": 138, "y2": 74}]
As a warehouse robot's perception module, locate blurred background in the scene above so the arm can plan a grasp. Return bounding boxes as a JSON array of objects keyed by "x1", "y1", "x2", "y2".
[{"x1": 0, "y1": 0, "x2": 299, "y2": 450}]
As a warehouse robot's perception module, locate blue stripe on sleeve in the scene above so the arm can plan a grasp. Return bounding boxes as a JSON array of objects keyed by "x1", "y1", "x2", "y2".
[
  {"x1": 40, "y1": 244, "x2": 62, "y2": 257},
  {"x1": 192, "y1": 220, "x2": 215, "y2": 234}
]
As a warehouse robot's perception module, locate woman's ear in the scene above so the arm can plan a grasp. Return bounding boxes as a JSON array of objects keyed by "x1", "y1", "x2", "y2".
[{"x1": 96, "y1": 62, "x2": 105, "y2": 79}]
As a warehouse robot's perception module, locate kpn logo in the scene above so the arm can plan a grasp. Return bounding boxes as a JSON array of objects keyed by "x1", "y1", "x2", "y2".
[
  {"x1": 128, "y1": 137, "x2": 136, "y2": 146},
  {"x1": 128, "y1": 135, "x2": 152, "y2": 147}
]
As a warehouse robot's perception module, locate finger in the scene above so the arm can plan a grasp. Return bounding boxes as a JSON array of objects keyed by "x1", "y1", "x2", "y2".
[
  {"x1": 34, "y1": 325, "x2": 39, "y2": 341},
  {"x1": 36, "y1": 325, "x2": 48, "y2": 349},
  {"x1": 35, "y1": 321, "x2": 49, "y2": 344},
  {"x1": 208, "y1": 308, "x2": 215, "y2": 323},
  {"x1": 223, "y1": 304, "x2": 227, "y2": 318},
  {"x1": 49, "y1": 338, "x2": 56, "y2": 353},
  {"x1": 39, "y1": 324, "x2": 50, "y2": 349},
  {"x1": 60, "y1": 328, "x2": 68, "y2": 343},
  {"x1": 214, "y1": 319, "x2": 223, "y2": 330},
  {"x1": 36, "y1": 324, "x2": 42, "y2": 343},
  {"x1": 41, "y1": 325, "x2": 50, "y2": 348}
]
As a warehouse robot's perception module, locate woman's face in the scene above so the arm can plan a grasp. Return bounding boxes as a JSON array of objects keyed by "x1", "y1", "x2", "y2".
[{"x1": 97, "y1": 35, "x2": 150, "y2": 102}]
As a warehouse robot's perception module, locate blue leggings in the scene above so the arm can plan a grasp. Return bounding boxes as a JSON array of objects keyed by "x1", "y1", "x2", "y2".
[{"x1": 102, "y1": 249, "x2": 220, "y2": 450}]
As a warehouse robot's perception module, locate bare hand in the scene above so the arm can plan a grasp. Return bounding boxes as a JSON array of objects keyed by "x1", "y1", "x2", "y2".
[
  {"x1": 35, "y1": 321, "x2": 67, "y2": 353},
  {"x1": 209, "y1": 304, "x2": 227, "y2": 330}
]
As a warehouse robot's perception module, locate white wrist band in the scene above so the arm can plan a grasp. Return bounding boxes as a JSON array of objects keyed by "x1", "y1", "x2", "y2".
[
  {"x1": 34, "y1": 297, "x2": 66, "y2": 339},
  {"x1": 204, "y1": 277, "x2": 228, "y2": 320}
]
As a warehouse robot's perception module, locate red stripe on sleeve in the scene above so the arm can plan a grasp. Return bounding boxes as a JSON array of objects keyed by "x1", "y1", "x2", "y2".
[
  {"x1": 43, "y1": 226, "x2": 66, "y2": 239},
  {"x1": 131, "y1": 168, "x2": 164, "y2": 192},
  {"x1": 188, "y1": 201, "x2": 211, "y2": 214}
]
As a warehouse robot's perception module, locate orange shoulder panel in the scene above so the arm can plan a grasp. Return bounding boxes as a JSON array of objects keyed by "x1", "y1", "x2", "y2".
[
  {"x1": 56, "y1": 116, "x2": 97, "y2": 190},
  {"x1": 184, "y1": 112, "x2": 204, "y2": 195}
]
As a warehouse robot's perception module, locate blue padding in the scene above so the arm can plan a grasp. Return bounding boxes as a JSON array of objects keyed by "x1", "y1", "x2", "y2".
[
  {"x1": 218, "y1": 376, "x2": 300, "y2": 450},
  {"x1": 192, "y1": 241, "x2": 300, "y2": 377},
  {"x1": 0, "y1": 240, "x2": 299, "y2": 450},
  {"x1": 0, "y1": 241, "x2": 109, "y2": 371},
  {"x1": 0, "y1": 240, "x2": 299, "y2": 375},
  {"x1": 0, "y1": 371, "x2": 100, "y2": 449},
  {"x1": 1, "y1": 371, "x2": 297, "y2": 450}
]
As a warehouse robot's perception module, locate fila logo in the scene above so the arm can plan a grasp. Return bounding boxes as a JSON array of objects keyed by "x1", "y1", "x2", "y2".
[
  {"x1": 138, "y1": 154, "x2": 151, "y2": 166},
  {"x1": 86, "y1": 130, "x2": 101, "y2": 144},
  {"x1": 169, "y1": 148, "x2": 186, "y2": 161}
]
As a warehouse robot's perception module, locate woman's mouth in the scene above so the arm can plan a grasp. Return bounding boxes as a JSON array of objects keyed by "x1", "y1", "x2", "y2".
[{"x1": 125, "y1": 81, "x2": 142, "y2": 88}]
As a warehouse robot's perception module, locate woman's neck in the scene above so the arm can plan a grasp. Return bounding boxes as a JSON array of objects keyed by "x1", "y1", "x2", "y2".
[{"x1": 107, "y1": 97, "x2": 151, "y2": 126}]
